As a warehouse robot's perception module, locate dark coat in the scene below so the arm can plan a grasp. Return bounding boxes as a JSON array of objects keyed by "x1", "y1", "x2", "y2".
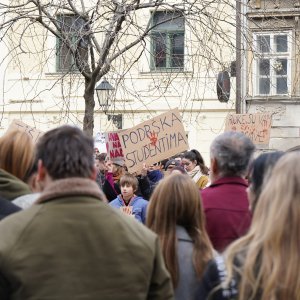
[
  {"x1": 102, "y1": 178, "x2": 121, "y2": 201},
  {"x1": 0, "y1": 197, "x2": 21, "y2": 221},
  {"x1": 0, "y1": 178, "x2": 173, "y2": 300},
  {"x1": 201, "y1": 177, "x2": 251, "y2": 252},
  {"x1": 197, "y1": 256, "x2": 238, "y2": 300}
]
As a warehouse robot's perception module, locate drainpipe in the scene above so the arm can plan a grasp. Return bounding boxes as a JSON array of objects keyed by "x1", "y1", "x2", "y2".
[{"x1": 236, "y1": 0, "x2": 242, "y2": 113}]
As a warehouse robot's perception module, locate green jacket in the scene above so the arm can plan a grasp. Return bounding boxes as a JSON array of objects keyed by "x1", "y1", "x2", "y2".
[
  {"x1": 0, "y1": 178, "x2": 173, "y2": 300},
  {"x1": 0, "y1": 168, "x2": 31, "y2": 200}
]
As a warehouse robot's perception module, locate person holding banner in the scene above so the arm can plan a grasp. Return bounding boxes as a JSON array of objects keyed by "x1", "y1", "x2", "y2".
[
  {"x1": 102, "y1": 158, "x2": 124, "y2": 202},
  {"x1": 181, "y1": 149, "x2": 209, "y2": 189},
  {"x1": 94, "y1": 153, "x2": 106, "y2": 189}
]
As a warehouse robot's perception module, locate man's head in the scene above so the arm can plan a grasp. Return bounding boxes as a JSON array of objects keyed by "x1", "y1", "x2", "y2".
[
  {"x1": 36, "y1": 126, "x2": 95, "y2": 186},
  {"x1": 210, "y1": 131, "x2": 255, "y2": 182},
  {"x1": 165, "y1": 159, "x2": 180, "y2": 172},
  {"x1": 95, "y1": 153, "x2": 107, "y2": 174}
]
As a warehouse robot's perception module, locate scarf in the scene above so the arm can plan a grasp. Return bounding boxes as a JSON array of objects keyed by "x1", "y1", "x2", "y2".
[{"x1": 187, "y1": 165, "x2": 203, "y2": 183}]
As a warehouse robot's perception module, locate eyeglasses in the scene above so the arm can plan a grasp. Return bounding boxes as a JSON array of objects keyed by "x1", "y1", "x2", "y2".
[{"x1": 167, "y1": 165, "x2": 175, "y2": 170}]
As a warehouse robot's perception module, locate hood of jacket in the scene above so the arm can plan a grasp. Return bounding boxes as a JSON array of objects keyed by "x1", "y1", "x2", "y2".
[
  {"x1": 147, "y1": 170, "x2": 163, "y2": 183},
  {"x1": 115, "y1": 194, "x2": 145, "y2": 206},
  {"x1": 0, "y1": 168, "x2": 31, "y2": 201},
  {"x1": 36, "y1": 177, "x2": 107, "y2": 204}
]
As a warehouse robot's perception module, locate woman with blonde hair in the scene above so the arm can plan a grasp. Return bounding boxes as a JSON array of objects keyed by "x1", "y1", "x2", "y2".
[
  {"x1": 147, "y1": 173, "x2": 214, "y2": 300},
  {"x1": 198, "y1": 151, "x2": 300, "y2": 300},
  {"x1": 0, "y1": 130, "x2": 33, "y2": 201}
]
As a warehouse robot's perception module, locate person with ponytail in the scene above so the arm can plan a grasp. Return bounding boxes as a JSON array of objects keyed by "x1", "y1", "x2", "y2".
[{"x1": 181, "y1": 149, "x2": 209, "y2": 189}]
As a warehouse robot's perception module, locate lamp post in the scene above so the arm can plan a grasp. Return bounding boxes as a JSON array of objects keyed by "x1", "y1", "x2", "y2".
[
  {"x1": 95, "y1": 79, "x2": 115, "y2": 114},
  {"x1": 95, "y1": 79, "x2": 123, "y2": 129}
]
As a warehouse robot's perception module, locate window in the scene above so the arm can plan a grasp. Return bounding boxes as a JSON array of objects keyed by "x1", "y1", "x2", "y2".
[
  {"x1": 150, "y1": 11, "x2": 185, "y2": 71},
  {"x1": 254, "y1": 32, "x2": 291, "y2": 96},
  {"x1": 56, "y1": 15, "x2": 88, "y2": 72}
]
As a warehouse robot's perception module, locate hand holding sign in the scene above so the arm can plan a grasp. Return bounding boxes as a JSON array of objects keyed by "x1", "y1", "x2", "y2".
[{"x1": 118, "y1": 108, "x2": 189, "y2": 173}]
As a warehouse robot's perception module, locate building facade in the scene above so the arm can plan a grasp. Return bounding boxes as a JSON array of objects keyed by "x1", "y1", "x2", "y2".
[
  {"x1": 0, "y1": 1, "x2": 238, "y2": 163},
  {"x1": 245, "y1": 0, "x2": 300, "y2": 151}
]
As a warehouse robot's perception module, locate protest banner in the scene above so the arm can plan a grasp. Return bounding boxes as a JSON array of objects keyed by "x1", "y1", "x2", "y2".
[
  {"x1": 118, "y1": 108, "x2": 189, "y2": 173},
  {"x1": 94, "y1": 132, "x2": 107, "y2": 153},
  {"x1": 225, "y1": 113, "x2": 272, "y2": 145},
  {"x1": 7, "y1": 119, "x2": 43, "y2": 143},
  {"x1": 105, "y1": 130, "x2": 124, "y2": 160}
]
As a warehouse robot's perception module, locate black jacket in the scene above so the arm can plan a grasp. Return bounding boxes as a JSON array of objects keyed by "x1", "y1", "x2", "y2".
[
  {"x1": 0, "y1": 196, "x2": 21, "y2": 221},
  {"x1": 197, "y1": 256, "x2": 238, "y2": 300}
]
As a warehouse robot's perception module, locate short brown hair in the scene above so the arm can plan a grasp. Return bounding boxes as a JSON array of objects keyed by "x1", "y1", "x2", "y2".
[
  {"x1": 120, "y1": 173, "x2": 138, "y2": 192},
  {"x1": 0, "y1": 130, "x2": 34, "y2": 180},
  {"x1": 36, "y1": 125, "x2": 94, "y2": 179}
]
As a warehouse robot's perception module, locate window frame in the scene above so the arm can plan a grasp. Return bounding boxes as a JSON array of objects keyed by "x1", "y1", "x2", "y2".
[
  {"x1": 150, "y1": 11, "x2": 185, "y2": 71},
  {"x1": 56, "y1": 14, "x2": 88, "y2": 73},
  {"x1": 253, "y1": 31, "x2": 292, "y2": 97}
]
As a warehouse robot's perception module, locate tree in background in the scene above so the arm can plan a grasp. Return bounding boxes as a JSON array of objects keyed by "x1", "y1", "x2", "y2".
[{"x1": 0, "y1": 0, "x2": 237, "y2": 136}]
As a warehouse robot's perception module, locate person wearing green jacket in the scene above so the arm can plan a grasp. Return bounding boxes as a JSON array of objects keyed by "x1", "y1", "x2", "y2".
[{"x1": 0, "y1": 125, "x2": 173, "y2": 300}]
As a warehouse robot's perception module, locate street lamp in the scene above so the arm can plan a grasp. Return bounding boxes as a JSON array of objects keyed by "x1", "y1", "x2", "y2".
[
  {"x1": 95, "y1": 79, "x2": 122, "y2": 129},
  {"x1": 95, "y1": 79, "x2": 115, "y2": 113}
]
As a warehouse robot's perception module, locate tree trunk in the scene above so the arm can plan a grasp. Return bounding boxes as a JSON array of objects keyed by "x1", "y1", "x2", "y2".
[{"x1": 83, "y1": 79, "x2": 95, "y2": 137}]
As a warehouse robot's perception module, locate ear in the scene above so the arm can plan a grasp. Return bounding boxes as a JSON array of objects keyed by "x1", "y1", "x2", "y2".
[
  {"x1": 90, "y1": 166, "x2": 97, "y2": 180},
  {"x1": 210, "y1": 158, "x2": 219, "y2": 176},
  {"x1": 37, "y1": 159, "x2": 47, "y2": 182}
]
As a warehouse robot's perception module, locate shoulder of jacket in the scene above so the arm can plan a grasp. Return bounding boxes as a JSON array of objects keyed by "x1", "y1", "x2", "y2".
[
  {"x1": 197, "y1": 175, "x2": 209, "y2": 188},
  {"x1": 135, "y1": 197, "x2": 148, "y2": 206},
  {"x1": 113, "y1": 208, "x2": 157, "y2": 248},
  {"x1": 0, "y1": 205, "x2": 42, "y2": 255}
]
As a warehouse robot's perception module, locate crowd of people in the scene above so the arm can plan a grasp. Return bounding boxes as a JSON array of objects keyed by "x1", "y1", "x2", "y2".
[{"x1": 0, "y1": 125, "x2": 298, "y2": 300}]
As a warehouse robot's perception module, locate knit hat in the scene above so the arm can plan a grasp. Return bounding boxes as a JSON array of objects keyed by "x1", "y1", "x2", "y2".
[
  {"x1": 111, "y1": 157, "x2": 125, "y2": 167},
  {"x1": 165, "y1": 159, "x2": 180, "y2": 171}
]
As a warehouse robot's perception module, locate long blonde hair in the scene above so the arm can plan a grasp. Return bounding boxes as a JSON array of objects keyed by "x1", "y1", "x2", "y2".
[
  {"x1": 0, "y1": 130, "x2": 34, "y2": 180},
  {"x1": 147, "y1": 173, "x2": 213, "y2": 287},
  {"x1": 224, "y1": 152, "x2": 300, "y2": 300}
]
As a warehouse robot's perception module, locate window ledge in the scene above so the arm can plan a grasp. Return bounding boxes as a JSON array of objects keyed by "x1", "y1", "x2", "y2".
[
  {"x1": 246, "y1": 96, "x2": 300, "y2": 103},
  {"x1": 248, "y1": 8, "x2": 300, "y2": 18},
  {"x1": 45, "y1": 72, "x2": 81, "y2": 77},
  {"x1": 140, "y1": 70, "x2": 192, "y2": 75},
  {"x1": 9, "y1": 99, "x2": 43, "y2": 104}
]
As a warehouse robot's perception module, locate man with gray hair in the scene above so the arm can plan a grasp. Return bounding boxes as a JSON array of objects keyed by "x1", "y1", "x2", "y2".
[{"x1": 201, "y1": 131, "x2": 255, "y2": 252}]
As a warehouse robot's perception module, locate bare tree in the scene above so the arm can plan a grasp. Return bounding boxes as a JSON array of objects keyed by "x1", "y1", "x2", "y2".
[{"x1": 0, "y1": 0, "x2": 238, "y2": 136}]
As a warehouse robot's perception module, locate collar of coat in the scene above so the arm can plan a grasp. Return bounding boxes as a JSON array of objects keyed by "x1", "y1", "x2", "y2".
[
  {"x1": 36, "y1": 177, "x2": 107, "y2": 204},
  {"x1": 210, "y1": 176, "x2": 248, "y2": 188}
]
